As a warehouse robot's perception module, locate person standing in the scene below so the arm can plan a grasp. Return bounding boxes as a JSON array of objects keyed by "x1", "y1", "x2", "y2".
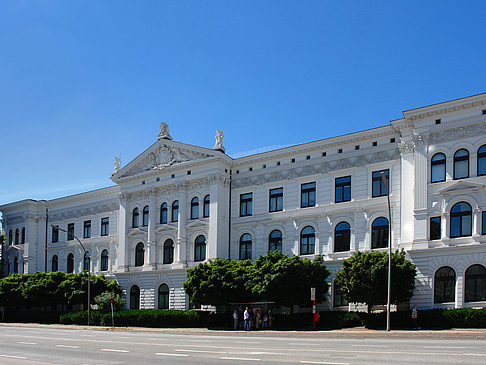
[
  {"x1": 233, "y1": 310, "x2": 239, "y2": 330},
  {"x1": 244, "y1": 307, "x2": 251, "y2": 331},
  {"x1": 411, "y1": 305, "x2": 419, "y2": 330}
]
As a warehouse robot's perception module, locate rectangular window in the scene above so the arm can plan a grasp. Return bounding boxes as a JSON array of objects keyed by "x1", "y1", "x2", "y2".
[
  {"x1": 372, "y1": 169, "x2": 389, "y2": 198},
  {"x1": 240, "y1": 193, "x2": 253, "y2": 217},
  {"x1": 335, "y1": 176, "x2": 351, "y2": 203},
  {"x1": 301, "y1": 182, "x2": 316, "y2": 208},
  {"x1": 269, "y1": 187, "x2": 283, "y2": 212},
  {"x1": 83, "y1": 220, "x2": 91, "y2": 239},
  {"x1": 482, "y1": 212, "x2": 486, "y2": 235},
  {"x1": 101, "y1": 217, "x2": 109, "y2": 236},
  {"x1": 67, "y1": 223, "x2": 74, "y2": 241},
  {"x1": 52, "y1": 226, "x2": 59, "y2": 243},
  {"x1": 430, "y1": 217, "x2": 441, "y2": 240}
]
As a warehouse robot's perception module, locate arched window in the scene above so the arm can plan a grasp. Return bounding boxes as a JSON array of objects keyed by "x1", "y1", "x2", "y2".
[
  {"x1": 163, "y1": 239, "x2": 174, "y2": 264},
  {"x1": 13, "y1": 257, "x2": 19, "y2": 273},
  {"x1": 334, "y1": 222, "x2": 351, "y2": 252},
  {"x1": 135, "y1": 242, "x2": 144, "y2": 267},
  {"x1": 67, "y1": 253, "x2": 74, "y2": 273},
  {"x1": 130, "y1": 285, "x2": 140, "y2": 309},
  {"x1": 203, "y1": 195, "x2": 210, "y2": 218},
  {"x1": 478, "y1": 145, "x2": 486, "y2": 176},
  {"x1": 142, "y1": 206, "x2": 149, "y2": 226},
  {"x1": 453, "y1": 149, "x2": 469, "y2": 179},
  {"x1": 191, "y1": 197, "x2": 199, "y2": 219},
  {"x1": 15, "y1": 229, "x2": 19, "y2": 244},
  {"x1": 431, "y1": 153, "x2": 446, "y2": 183},
  {"x1": 172, "y1": 201, "x2": 179, "y2": 222},
  {"x1": 52, "y1": 255, "x2": 59, "y2": 272},
  {"x1": 371, "y1": 217, "x2": 389, "y2": 249},
  {"x1": 465, "y1": 264, "x2": 486, "y2": 302},
  {"x1": 8, "y1": 230, "x2": 12, "y2": 245},
  {"x1": 194, "y1": 235, "x2": 206, "y2": 262},
  {"x1": 160, "y1": 202, "x2": 168, "y2": 224},
  {"x1": 450, "y1": 202, "x2": 472, "y2": 238},
  {"x1": 21, "y1": 227, "x2": 26, "y2": 244},
  {"x1": 434, "y1": 266, "x2": 455, "y2": 303},
  {"x1": 158, "y1": 284, "x2": 170, "y2": 309},
  {"x1": 268, "y1": 230, "x2": 282, "y2": 252},
  {"x1": 132, "y1": 208, "x2": 139, "y2": 228},
  {"x1": 239, "y1": 233, "x2": 252, "y2": 260},
  {"x1": 83, "y1": 252, "x2": 90, "y2": 272},
  {"x1": 300, "y1": 226, "x2": 315, "y2": 255},
  {"x1": 101, "y1": 250, "x2": 109, "y2": 271}
]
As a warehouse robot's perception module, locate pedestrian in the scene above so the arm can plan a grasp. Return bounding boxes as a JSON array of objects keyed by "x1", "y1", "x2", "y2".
[
  {"x1": 244, "y1": 307, "x2": 251, "y2": 331},
  {"x1": 262, "y1": 313, "x2": 268, "y2": 329},
  {"x1": 411, "y1": 304, "x2": 419, "y2": 330},
  {"x1": 233, "y1": 309, "x2": 239, "y2": 330}
]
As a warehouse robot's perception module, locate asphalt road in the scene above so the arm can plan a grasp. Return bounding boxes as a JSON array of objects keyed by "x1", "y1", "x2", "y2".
[{"x1": 1, "y1": 326, "x2": 486, "y2": 365}]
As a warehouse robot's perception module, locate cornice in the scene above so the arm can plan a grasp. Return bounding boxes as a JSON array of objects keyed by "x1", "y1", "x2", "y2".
[
  {"x1": 428, "y1": 121, "x2": 486, "y2": 144},
  {"x1": 405, "y1": 99, "x2": 486, "y2": 121},
  {"x1": 50, "y1": 202, "x2": 119, "y2": 222}
]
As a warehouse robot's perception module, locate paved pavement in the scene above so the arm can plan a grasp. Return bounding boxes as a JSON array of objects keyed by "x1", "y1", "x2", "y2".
[{"x1": 1, "y1": 324, "x2": 486, "y2": 364}]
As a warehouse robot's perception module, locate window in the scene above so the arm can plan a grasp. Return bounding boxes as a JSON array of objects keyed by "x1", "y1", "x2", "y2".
[
  {"x1": 52, "y1": 226, "x2": 59, "y2": 243},
  {"x1": 101, "y1": 250, "x2": 109, "y2": 271},
  {"x1": 465, "y1": 264, "x2": 486, "y2": 302},
  {"x1": 132, "y1": 208, "x2": 139, "y2": 228},
  {"x1": 301, "y1": 182, "x2": 316, "y2": 208},
  {"x1": 21, "y1": 227, "x2": 25, "y2": 244},
  {"x1": 239, "y1": 233, "x2": 252, "y2": 260},
  {"x1": 335, "y1": 176, "x2": 351, "y2": 203},
  {"x1": 240, "y1": 193, "x2": 253, "y2": 217},
  {"x1": 83, "y1": 220, "x2": 91, "y2": 239},
  {"x1": 334, "y1": 222, "x2": 350, "y2": 252},
  {"x1": 13, "y1": 257, "x2": 18, "y2": 273},
  {"x1": 52, "y1": 255, "x2": 58, "y2": 272},
  {"x1": 478, "y1": 145, "x2": 486, "y2": 176},
  {"x1": 434, "y1": 266, "x2": 455, "y2": 303},
  {"x1": 371, "y1": 217, "x2": 389, "y2": 249},
  {"x1": 453, "y1": 149, "x2": 469, "y2": 179},
  {"x1": 83, "y1": 252, "x2": 90, "y2": 271},
  {"x1": 135, "y1": 242, "x2": 144, "y2": 266},
  {"x1": 372, "y1": 169, "x2": 389, "y2": 197},
  {"x1": 450, "y1": 202, "x2": 472, "y2": 238},
  {"x1": 142, "y1": 206, "x2": 149, "y2": 226},
  {"x1": 194, "y1": 235, "x2": 206, "y2": 262},
  {"x1": 333, "y1": 282, "x2": 349, "y2": 307},
  {"x1": 67, "y1": 253, "x2": 74, "y2": 273},
  {"x1": 269, "y1": 188, "x2": 283, "y2": 212},
  {"x1": 430, "y1": 217, "x2": 441, "y2": 240},
  {"x1": 435, "y1": 119, "x2": 441, "y2": 124},
  {"x1": 130, "y1": 285, "x2": 140, "y2": 309},
  {"x1": 483, "y1": 212, "x2": 486, "y2": 235},
  {"x1": 268, "y1": 230, "x2": 282, "y2": 252},
  {"x1": 431, "y1": 153, "x2": 446, "y2": 183},
  {"x1": 203, "y1": 195, "x2": 210, "y2": 218},
  {"x1": 8, "y1": 230, "x2": 12, "y2": 245},
  {"x1": 15, "y1": 229, "x2": 19, "y2": 244},
  {"x1": 158, "y1": 284, "x2": 170, "y2": 309},
  {"x1": 191, "y1": 197, "x2": 199, "y2": 219},
  {"x1": 171, "y1": 201, "x2": 179, "y2": 222},
  {"x1": 160, "y1": 203, "x2": 168, "y2": 224},
  {"x1": 300, "y1": 226, "x2": 315, "y2": 255},
  {"x1": 101, "y1": 217, "x2": 109, "y2": 236},
  {"x1": 163, "y1": 239, "x2": 174, "y2": 264},
  {"x1": 67, "y1": 223, "x2": 74, "y2": 241}
]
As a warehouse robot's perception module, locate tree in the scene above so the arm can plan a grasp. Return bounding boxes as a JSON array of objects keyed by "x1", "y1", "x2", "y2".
[
  {"x1": 334, "y1": 250, "x2": 416, "y2": 311},
  {"x1": 94, "y1": 291, "x2": 125, "y2": 313}
]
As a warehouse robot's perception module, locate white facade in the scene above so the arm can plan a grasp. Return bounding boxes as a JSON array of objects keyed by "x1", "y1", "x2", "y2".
[{"x1": 2, "y1": 93, "x2": 486, "y2": 311}]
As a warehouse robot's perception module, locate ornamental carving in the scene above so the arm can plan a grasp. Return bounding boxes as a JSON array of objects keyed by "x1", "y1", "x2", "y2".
[
  {"x1": 428, "y1": 122, "x2": 486, "y2": 144},
  {"x1": 398, "y1": 132, "x2": 429, "y2": 155}
]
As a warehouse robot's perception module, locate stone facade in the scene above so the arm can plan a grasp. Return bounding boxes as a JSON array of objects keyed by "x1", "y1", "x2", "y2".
[{"x1": 2, "y1": 93, "x2": 486, "y2": 311}]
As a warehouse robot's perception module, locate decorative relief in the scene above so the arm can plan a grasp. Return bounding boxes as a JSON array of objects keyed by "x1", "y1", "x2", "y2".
[
  {"x1": 428, "y1": 122, "x2": 486, "y2": 144},
  {"x1": 398, "y1": 132, "x2": 429, "y2": 155}
]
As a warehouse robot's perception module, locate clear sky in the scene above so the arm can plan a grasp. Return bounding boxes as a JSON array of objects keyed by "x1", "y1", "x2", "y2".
[{"x1": 1, "y1": 0, "x2": 486, "y2": 207}]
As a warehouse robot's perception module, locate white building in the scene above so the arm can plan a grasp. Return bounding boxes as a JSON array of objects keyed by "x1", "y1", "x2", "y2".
[{"x1": 2, "y1": 93, "x2": 486, "y2": 311}]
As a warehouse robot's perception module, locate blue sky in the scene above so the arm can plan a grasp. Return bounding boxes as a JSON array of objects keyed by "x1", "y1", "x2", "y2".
[{"x1": 1, "y1": 0, "x2": 486, "y2": 207}]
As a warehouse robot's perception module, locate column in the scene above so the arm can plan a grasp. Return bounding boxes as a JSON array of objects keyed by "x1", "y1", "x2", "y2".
[
  {"x1": 412, "y1": 137, "x2": 429, "y2": 244},
  {"x1": 455, "y1": 274, "x2": 463, "y2": 308},
  {"x1": 146, "y1": 188, "x2": 157, "y2": 269},
  {"x1": 208, "y1": 175, "x2": 230, "y2": 259},
  {"x1": 176, "y1": 183, "x2": 187, "y2": 264},
  {"x1": 117, "y1": 193, "x2": 129, "y2": 272}
]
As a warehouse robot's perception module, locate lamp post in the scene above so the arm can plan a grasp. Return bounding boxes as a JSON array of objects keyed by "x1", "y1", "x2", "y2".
[
  {"x1": 380, "y1": 172, "x2": 392, "y2": 332},
  {"x1": 51, "y1": 225, "x2": 91, "y2": 326}
]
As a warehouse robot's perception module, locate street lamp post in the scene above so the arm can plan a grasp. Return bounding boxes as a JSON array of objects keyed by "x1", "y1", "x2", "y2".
[
  {"x1": 380, "y1": 172, "x2": 392, "y2": 332},
  {"x1": 51, "y1": 225, "x2": 91, "y2": 326}
]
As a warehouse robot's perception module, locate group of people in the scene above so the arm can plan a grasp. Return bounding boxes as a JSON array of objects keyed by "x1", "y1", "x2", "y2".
[{"x1": 233, "y1": 308, "x2": 273, "y2": 330}]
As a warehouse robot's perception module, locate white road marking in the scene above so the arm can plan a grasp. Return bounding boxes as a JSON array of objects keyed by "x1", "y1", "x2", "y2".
[
  {"x1": 56, "y1": 344, "x2": 80, "y2": 349},
  {"x1": 351, "y1": 344, "x2": 389, "y2": 347},
  {"x1": 0, "y1": 355, "x2": 28, "y2": 359},
  {"x1": 301, "y1": 362, "x2": 350, "y2": 365},
  {"x1": 156, "y1": 353, "x2": 189, "y2": 357},
  {"x1": 220, "y1": 357, "x2": 261, "y2": 361},
  {"x1": 176, "y1": 349, "x2": 228, "y2": 354},
  {"x1": 17, "y1": 341, "x2": 38, "y2": 345},
  {"x1": 100, "y1": 348, "x2": 129, "y2": 353},
  {"x1": 423, "y1": 346, "x2": 466, "y2": 349}
]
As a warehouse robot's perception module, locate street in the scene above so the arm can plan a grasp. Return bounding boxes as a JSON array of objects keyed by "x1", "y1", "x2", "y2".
[{"x1": 1, "y1": 325, "x2": 486, "y2": 365}]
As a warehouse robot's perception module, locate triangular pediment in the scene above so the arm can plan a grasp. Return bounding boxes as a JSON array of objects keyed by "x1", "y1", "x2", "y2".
[
  {"x1": 127, "y1": 227, "x2": 148, "y2": 236},
  {"x1": 186, "y1": 219, "x2": 209, "y2": 230},
  {"x1": 438, "y1": 181, "x2": 485, "y2": 195},
  {"x1": 112, "y1": 138, "x2": 218, "y2": 181},
  {"x1": 155, "y1": 224, "x2": 178, "y2": 234}
]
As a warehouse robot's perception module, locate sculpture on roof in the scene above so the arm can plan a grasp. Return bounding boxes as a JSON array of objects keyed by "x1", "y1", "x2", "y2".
[
  {"x1": 213, "y1": 129, "x2": 226, "y2": 152},
  {"x1": 158, "y1": 122, "x2": 173, "y2": 140},
  {"x1": 112, "y1": 157, "x2": 121, "y2": 175}
]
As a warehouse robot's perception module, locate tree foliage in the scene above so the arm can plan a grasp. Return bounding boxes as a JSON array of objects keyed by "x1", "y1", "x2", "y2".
[
  {"x1": 94, "y1": 291, "x2": 125, "y2": 313},
  {"x1": 0, "y1": 272, "x2": 122, "y2": 308},
  {"x1": 334, "y1": 250, "x2": 416, "y2": 310},
  {"x1": 184, "y1": 251, "x2": 330, "y2": 307}
]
